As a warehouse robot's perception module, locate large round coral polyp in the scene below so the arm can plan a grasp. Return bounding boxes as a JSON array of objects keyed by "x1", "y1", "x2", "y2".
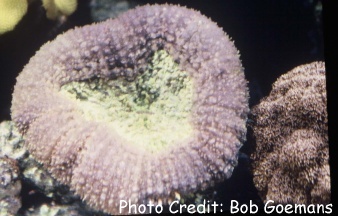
[{"x1": 11, "y1": 4, "x2": 249, "y2": 214}]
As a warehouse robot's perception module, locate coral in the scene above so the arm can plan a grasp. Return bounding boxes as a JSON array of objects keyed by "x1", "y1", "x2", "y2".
[
  {"x1": 3, "y1": 112, "x2": 222, "y2": 215},
  {"x1": 23, "y1": 202, "x2": 108, "y2": 216},
  {"x1": 21, "y1": 154, "x2": 81, "y2": 203},
  {"x1": 0, "y1": 157, "x2": 22, "y2": 216},
  {"x1": 11, "y1": 4, "x2": 249, "y2": 214},
  {"x1": 0, "y1": 121, "x2": 94, "y2": 214},
  {"x1": 250, "y1": 61, "x2": 330, "y2": 204},
  {"x1": 42, "y1": 0, "x2": 78, "y2": 20},
  {"x1": 0, "y1": 0, "x2": 28, "y2": 35},
  {"x1": 0, "y1": 121, "x2": 57, "y2": 198},
  {"x1": 0, "y1": 121, "x2": 26, "y2": 160}
]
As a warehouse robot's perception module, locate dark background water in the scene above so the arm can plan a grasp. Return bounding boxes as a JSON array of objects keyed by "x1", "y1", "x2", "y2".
[{"x1": 0, "y1": 0, "x2": 335, "y2": 213}]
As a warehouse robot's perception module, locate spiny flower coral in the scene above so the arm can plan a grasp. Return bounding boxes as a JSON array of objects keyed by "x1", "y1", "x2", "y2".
[
  {"x1": 251, "y1": 61, "x2": 330, "y2": 204},
  {"x1": 11, "y1": 4, "x2": 249, "y2": 214}
]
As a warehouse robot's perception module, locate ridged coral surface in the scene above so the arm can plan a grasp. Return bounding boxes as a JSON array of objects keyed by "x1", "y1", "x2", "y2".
[
  {"x1": 11, "y1": 4, "x2": 249, "y2": 214},
  {"x1": 251, "y1": 61, "x2": 330, "y2": 204}
]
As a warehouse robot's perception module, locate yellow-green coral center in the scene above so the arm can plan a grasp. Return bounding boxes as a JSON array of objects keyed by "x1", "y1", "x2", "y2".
[{"x1": 60, "y1": 50, "x2": 194, "y2": 153}]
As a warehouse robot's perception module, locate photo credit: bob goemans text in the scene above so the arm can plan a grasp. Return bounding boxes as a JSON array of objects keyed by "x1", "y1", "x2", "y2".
[{"x1": 119, "y1": 199, "x2": 333, "y2": 214}]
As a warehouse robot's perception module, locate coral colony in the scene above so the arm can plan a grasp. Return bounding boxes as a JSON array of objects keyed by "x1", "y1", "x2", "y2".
[
  {"x1": 251, "y1": 62, "x2": 330, "y2": 204},
  {"x1": 11, "y1": 4, "x2": 249, "y2": 214}
]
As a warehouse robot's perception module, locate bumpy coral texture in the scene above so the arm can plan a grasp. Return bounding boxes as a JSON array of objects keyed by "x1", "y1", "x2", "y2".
[
  {"x1": 251, "y1": 61, "x2": 330, "y2": 204},
  {"x1": 11, "y1": 4, "x2": 248, "y2": 214}
]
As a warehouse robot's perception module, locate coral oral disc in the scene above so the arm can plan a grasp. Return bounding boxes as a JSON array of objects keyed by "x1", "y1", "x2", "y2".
[{"x1": 60, "y1": 50, "x2": 194, "y2": 153}]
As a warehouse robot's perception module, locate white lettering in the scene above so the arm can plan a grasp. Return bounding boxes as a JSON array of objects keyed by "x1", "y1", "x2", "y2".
[
  {"x1": 325, "y1": 204, "x2": 332, "y2": 214},
  {"x1": 250, "y1": 200, "x2": 258, "y2": 214},
  {"x1": 230, "y1": 200, "x2": 239, "y2": 214},
  {"x1": 187, "y1": 204, "x2": 196, "y2": 214},
  {"x1": 295, "y1": 204, "x2": 306, "y2": 214},
  {"x1": 264, "y1": 200, "x2": 275, "y2": 214},
  {"x1": 197, "y1": 199, "x2": 206, "y2": 213},
  {"x1": 129, "y1": 201, "x2": 137, "y2": 214},
  {"x1": 119, "y1": 200, "x2": 128, "y2": 213},
  {"x1": 138, "y1": 204, "x2": 146, "y2": 214},
  {"x1": 155, "y1": 204, "x2": 163, "y2": 214},
  {"x1": 284, "y1": 204, "x2": 293, "y2": 214},
  {"x1": 240, "y1": 204, "x2": 248, "y2": 213},
  {"x1": 275, "y1": 204, "x2": 283, "y2": 214},
  {"x1": 169, "y1": 200, "x2": 179, "y2": 214}
]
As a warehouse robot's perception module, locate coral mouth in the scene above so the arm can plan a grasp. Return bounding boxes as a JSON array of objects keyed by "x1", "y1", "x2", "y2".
[{"x1": 60, "y1": 50, "x2": 194, "y2": 153}]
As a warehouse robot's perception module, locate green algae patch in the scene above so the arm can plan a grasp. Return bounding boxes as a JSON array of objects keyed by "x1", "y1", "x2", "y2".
[{"x1": 60, "y1": 50, "x2": 194, "y2": 153}]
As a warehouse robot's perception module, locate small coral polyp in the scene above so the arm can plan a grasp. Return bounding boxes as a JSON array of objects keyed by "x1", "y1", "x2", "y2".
[{"x1": 61, "y1": 50, "x2": 193, "y2": 152}]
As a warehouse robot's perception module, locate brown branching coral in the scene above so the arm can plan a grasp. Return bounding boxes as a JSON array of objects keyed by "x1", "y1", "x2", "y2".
[
  {"x1": 11, "y1": 4, "x2": 249, "y2": 214},
  {"x1": 251, "y1": 61, "x2": 330, "y2": 204}
]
